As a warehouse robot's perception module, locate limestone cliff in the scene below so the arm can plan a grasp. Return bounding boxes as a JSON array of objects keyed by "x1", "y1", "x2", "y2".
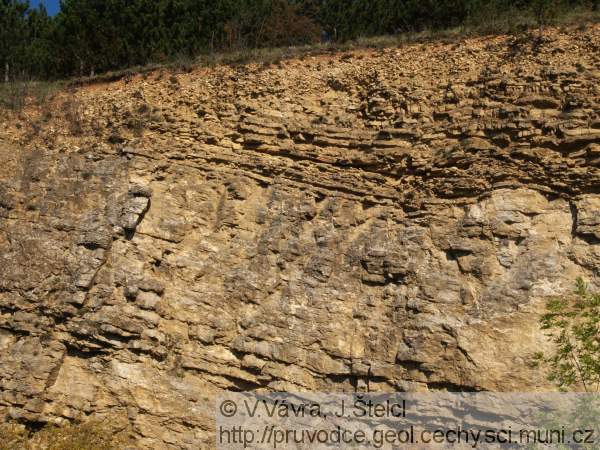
[{"x1": 1, "y1": 25, "x2": 600, "y2": 448}]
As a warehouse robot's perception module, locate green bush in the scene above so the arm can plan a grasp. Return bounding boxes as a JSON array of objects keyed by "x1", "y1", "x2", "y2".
[
  {"x1": 0, "y1": 81, "x2": 59, "y2": 112},
  {"x1": 0, "y1": 420, "x2": 130, "y2": 450},
  {"x1": 0, "y1": 0, "x2": 599, "y2": 81},
  {"x1": 534, "y1": 278, "x2": 600, "y2": 392}
]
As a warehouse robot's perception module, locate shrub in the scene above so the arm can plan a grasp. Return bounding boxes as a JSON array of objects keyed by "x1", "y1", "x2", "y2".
[
  {"x1": 61, "y1": 97, "x2": 84, "y2": 136},
  {"x1": 0, "y1": 82, "x2": 27, "y2": 111},
  {"x1": 0, "y1": 420, "x2": 130, "y2": 450},
  {"x1": 0, "y1": 81, "x2": 60, "y2": 113},
  {"x1": 533, "y1": 278, "x2": 600, "y2": 392}
]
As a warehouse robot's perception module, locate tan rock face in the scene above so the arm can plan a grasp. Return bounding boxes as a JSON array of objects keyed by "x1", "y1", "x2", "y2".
[{"x1": 1, "y1": 26, "x2": 600, "y2": 448}]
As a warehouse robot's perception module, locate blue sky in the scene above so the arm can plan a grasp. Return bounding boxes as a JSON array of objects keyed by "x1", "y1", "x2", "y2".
[{"x1": 29, "y1": 0, "x2": 60, "y2": 15}]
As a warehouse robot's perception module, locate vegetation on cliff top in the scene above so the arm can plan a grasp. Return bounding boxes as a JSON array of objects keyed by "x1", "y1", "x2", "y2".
[{"x1": 1, "y1": 0, "x2": 599, "y2": 81}]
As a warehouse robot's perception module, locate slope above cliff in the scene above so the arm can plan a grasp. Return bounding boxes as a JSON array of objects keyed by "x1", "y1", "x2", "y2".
[{"x1": 1, "y1": 25, "x2": 600, "y2": 449}]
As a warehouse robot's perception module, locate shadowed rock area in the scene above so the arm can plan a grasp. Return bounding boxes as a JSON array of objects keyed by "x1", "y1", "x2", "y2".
[{"x1": 1, "y1": 25, "x2": 600, "y2": 448}]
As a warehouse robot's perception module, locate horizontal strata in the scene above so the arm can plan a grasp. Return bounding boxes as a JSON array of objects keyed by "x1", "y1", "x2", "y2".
[{"x1": 0, "y1": 25, "x2": 600, "y2": 448}]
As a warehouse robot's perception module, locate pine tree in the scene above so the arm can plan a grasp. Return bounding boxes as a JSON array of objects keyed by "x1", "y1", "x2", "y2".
[{"x1": 0, "y1": 0, "x2": 29, "y2": 81}]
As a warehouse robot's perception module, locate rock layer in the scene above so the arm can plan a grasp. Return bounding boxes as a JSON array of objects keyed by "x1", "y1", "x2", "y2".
[{"x1": 1, "y1": 26, "x2": 600, "y2": 448}]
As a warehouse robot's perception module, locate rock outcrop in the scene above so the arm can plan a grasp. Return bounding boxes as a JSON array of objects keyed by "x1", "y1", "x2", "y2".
[{"x1": 1, "y1": 25, "x2": 600, "y2": 448}]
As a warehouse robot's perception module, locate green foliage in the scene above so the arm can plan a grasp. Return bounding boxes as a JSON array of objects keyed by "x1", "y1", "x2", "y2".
[
  {"x1": 528, "y1": 0, "x2": 570, "y2": 37},
  {"x1": 0, "y1": 81, "x2": 27, "y2": 110},
  {"x1": 0, "y1": 0, "x2": 598, "y2": 81},
  {"x1": 0, "y1": 80, "x2": 60, "y2": 112},
  {"x1": 536, "y1": 278, "x2": 600, "y2": 392},
  {"x1": 0, "y1": 420, "x2": 129, "y2": 450}
]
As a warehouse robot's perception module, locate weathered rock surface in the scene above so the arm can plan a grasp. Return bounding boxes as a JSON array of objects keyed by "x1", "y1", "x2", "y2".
[{"x1": 1, "y1": 26, "x2": 600, "y2": 448}]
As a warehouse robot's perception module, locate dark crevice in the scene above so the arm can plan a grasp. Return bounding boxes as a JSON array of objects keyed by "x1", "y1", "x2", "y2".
[
  {"x1": 52, "y1": 315, "x2": 70, "y2": 326},
  {"x1": 100, "y1": 331, "x2": 136, "y2": 344},
  {"x1": 384, "y1": 273, "x2": 406, "y2": 284},
  {"x1": 570, "y1": 200, "x2": 600, "y2": 244},
  {"x1": 0, "y1": 305, "x2": 20, "y2": 315},
  {"x1": 128, "y1": 346, "x2": 167, "y2": 361},
  {"x1": 65, "y1": 343, "x2": 110, "y2": 358},
  {"x1": 324, "y1": 374, "x2": 353, "y2": 385},
  {"x1": 5, "y1": 329, "x2": 32, "y2": 339},
  {"x1": 569, "y1": 200, "x2": 579, "y2": 237},
  {"x1": 576, "y1": 233, "x2": 600, "y2": 245},
  {"x1": 183, "y1": 365, "x2": 266, "y2": 391},
  {"x1": 227, "y1": 377, "x2": 267, "y2": 392},
  {"x1": 515, "y1": 236, "x2": 527, "y2": 246},
  {"x1": 445, "y1": 248, "x2": 471, "y2": 262},
  {"x1": 44, "y1": 351, "x2": 66, "y2": 391},
  {"x1": 456, "y1": 344, "x2": 477, "y2": 366},
  {"x1": 20, "y1": 421, "x2": 48, "y2": 433},
  {"x1": 395, "y1": 360, "x2": 422, "y2": 371},
  {"x1": 360, "y1": 278, "x2": 393, "y2": 287},
  {"x1": 124, "y1": 198, "x2": 151, "y2": 241},
  {"x1": 426, "y1": 381, "x2": 481, "y2": 392},
  {"x1": 79, "y1": 242, "x2": 103, "y2": 251},
  {"x1": 67, "y1": 331, "x2": 127, "y2": 352}
]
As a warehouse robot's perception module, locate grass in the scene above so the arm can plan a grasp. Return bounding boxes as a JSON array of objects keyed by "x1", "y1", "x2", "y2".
[
  {"x1": 61, "y1": 98, "x2": 85, "y2": 136},
  {"x1": 1, "y1": 6, "x2": 599, "y2": 112},
  {"x1": 69, "y1": 5, "x2": 600, "y2": 83},
  {"x1": 0, "y1": 80, "x2": 63, "y2": 113},
  {"x1": 0, "y1": 420, "x2": 131, "y2": 450}
]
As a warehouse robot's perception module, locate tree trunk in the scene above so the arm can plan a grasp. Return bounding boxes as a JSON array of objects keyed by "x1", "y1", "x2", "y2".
[
  {"x1": 537, "y1": 5, "x2": 545, "y2": 40},
  {"x1": 4, "y1": 62, "x2": 9, "y2": 83}
]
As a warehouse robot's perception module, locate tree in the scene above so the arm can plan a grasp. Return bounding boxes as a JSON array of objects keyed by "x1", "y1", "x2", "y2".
[
  {"x1": 534, "y1": 278, "x2": 600, "y2": 392},
  {"x1": 0, "y1": 0, "x2": 29, "y2": 81},
  {"x1": 530, "y1": 0, "x2": 566, "y2": 39},
  {"x1": 0, "y1": 0, "x2": 598, "y2": 81},
  {"x1": 23, "y1": 3, "x2": 54, "y2": 78},
  {"x1": 260, "y1": 0, "x2": 321, "y2": 47}
]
